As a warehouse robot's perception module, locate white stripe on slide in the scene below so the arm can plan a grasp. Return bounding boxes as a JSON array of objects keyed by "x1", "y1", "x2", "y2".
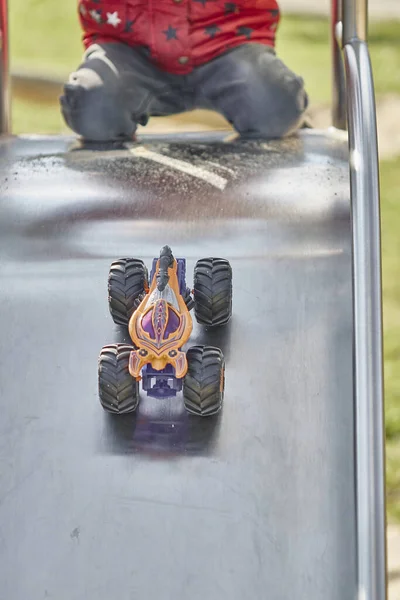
[
  {"x1": 129, "y1": 146, "x2": 227, "y2": 190},
  {"x1": 204, "y1": 159, "x2": 236, "y2": 177}
]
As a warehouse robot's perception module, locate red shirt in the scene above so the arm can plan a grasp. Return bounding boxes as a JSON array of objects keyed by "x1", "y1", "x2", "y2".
[{"x1": 78, "y1": 0, "x2": 280, "y2": 75}]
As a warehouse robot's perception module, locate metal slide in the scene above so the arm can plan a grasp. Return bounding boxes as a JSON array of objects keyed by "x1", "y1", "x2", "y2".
[{"x1": 0, "y1": 1, "x2": 386, "y2": 600}]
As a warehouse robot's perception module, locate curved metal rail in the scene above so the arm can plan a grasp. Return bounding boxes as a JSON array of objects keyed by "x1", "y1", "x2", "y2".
[
  {"x1": 331, "y1": 0, "x2": 387, "y2": 595},
  {"x1": 344, "y1": 37, "x2": 387, "y2": 600}
]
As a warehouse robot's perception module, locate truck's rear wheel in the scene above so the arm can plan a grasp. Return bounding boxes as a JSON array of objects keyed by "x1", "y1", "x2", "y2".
[
  {"x1": 193, "y1": 258, "x2": 232, "y2": 327},
  {"x1": 183, "y1": 346, "x2": 225, "y2": 416},
  {"x1": 108, "y1": 258, "x2": 148, "y2": 326},
  {"x1": 98, "y1": 344, "x2": 139, "y2": 414}
]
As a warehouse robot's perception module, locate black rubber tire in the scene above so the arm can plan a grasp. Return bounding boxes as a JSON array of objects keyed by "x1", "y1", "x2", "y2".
[
  {"x1": 183, "y1": 287, "x2": 195, "y2": 311},
  {"x1": 193, "y1": 258, "x2": 232, "y2": 327},
  {"x1": 108, "y1": 258, "x2": 148, "y2": 326},
  {"x1": 98, "y1": 344, "x2": 139, "y2": 414},
  {"x1": 183, "y1": 346, "x2": 225, "y2": 416}
]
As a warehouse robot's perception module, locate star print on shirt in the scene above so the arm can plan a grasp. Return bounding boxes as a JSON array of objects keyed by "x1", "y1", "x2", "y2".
[
  {"x1": 205, "y1": 25, "x2": 221, "y2": 38},
  {"x1": 106, "y1": 11, "x2": 121, "y2": 27},
  {"x1": 269, "y1": 9, "x2": 279, "y2": 17},
  {"x1": 79, "y1": 4, "x2": 87, "y2": 17},
  {"x1": 90, "y1": 9, "x2": 102, "y2": 23},
  {"x1": 236, "y1": 26, "x2": 253, "y2": 39},
  {"x1": 163, "y1": 25, "x2": 178, "y2": 40},
  {"x1": 193, "y1": 0, "x2": 209, "y2": 6},
  {"x1": 225, "y1": 3, "x2": 238, "y2": 14}
]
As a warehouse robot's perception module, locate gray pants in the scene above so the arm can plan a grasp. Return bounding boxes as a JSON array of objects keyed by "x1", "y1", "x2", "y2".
[{"x1": 60, "y1": 42, "x2": 308, "y2": 142}]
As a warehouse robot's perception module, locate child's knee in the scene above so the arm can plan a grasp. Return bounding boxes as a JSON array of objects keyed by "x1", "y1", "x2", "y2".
[
  {"x1": 224, "y1": 47, "x2": 308, "y2": 138},
  {"x1": 236, "y1": 76, "x2": 308, "y2": 138},
  {"x1": 257, "y1": 79, "x2": 308, "y2": 138},
  {"x1": 60, "y1": 73, "x2": 135, "y2": 141}
]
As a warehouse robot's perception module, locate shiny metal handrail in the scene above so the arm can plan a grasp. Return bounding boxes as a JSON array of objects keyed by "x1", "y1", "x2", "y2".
[
  {"x1": 343, "y1": 0, "x2": 368, "y2": 42},
  {"x1": 344, "y1": 28, "x2": 387, "y2": 600},
  {"x1": 333, "y1": 2, "x2": 387, "y2": 598},
  {"x1": 0, "y1": 0, "x2": 10, "y2": 134}
]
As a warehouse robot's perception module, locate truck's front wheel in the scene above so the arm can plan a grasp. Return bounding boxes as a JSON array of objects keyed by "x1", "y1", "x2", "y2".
[
  {"x1": 108, "y1": 258, "x2": 148, "y2": 326},
  {"x1": 193, "y1": 258, "x2": 232, "y2": 327}
]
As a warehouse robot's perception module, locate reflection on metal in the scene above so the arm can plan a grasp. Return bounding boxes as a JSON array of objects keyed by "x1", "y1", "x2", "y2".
[
  {"x1": 344, "y1": 40, "x2": 387, "y2": 600},
  {"x1": 343, "y1": 0, "x2": 368, "y2": 44},
  {"x1": 0, "y1": 0, "x2": 10, "y2": 134},
  {"x1": 331, "y1": 0, "x2": 346, "y2": 129}
]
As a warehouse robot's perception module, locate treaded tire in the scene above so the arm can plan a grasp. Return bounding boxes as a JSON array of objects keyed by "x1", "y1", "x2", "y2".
[
  {"x1": 108, "y1": 258, "x2": 148, "y2": 326},
  {"x1": 193, "y1": 258, "x2": 232, "y2": 327},
  {"x1": 183, "y1": 346, "x2": 225, "y2": 416},
  {"x1": 98, "y1": 344, "x2": 139, "y2": 414}
]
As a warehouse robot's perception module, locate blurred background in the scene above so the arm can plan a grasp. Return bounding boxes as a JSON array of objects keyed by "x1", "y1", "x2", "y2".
[{"x1": 8, "y1": 0, "x2": 400, "y2": 592}]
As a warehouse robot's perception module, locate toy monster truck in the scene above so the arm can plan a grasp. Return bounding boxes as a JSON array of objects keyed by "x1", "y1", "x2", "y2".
[{"x1": 98, "y1": 246, "x2": 232, "y2": 417}]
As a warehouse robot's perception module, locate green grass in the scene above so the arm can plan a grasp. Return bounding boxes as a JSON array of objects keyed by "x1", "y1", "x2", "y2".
[
  {"x1": 10, "y1": 0, "x2": 82, "y2": 133},
  {"x1": 11, "y1": 96, "x2": 69, "y2": 135},
  {"x1": 10, "y1": 0, "x2": 82, "y2": 75},
  {"x1": 8, "y1": 2, "x2": 400, "y2": 519},
  {"x1": 380, "y1": 157, "x2": 400, "y2": 521},
  {"x1": 278, "y1": 14, "x2": 400, "y2": 103}
]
